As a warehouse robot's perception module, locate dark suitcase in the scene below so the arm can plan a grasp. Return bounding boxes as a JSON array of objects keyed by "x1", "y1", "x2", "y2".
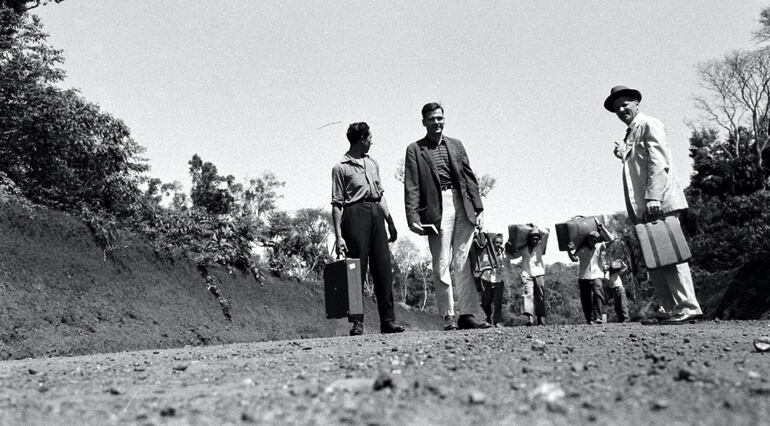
[
  {"x1": 323, "y1": 258, "x2": 364, "y2": 319},
  {"x1": 634, "y1": 216, "x2": 692, "y2": 269},
  {"x1": 507, "y1": 224, "x2": 549, "y2": 255},
  {"x1": 555, "y1": 216, "x2": 603, "y2": 251}
]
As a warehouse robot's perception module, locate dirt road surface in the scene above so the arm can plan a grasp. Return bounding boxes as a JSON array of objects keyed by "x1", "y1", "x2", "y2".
[{"x1": 1, "y1": 320, "x2": 769, "y2": 425}]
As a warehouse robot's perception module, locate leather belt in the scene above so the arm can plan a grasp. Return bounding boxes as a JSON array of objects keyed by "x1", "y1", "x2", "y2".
[
  {"x1": 441, "y1": 184, "x2": 454, "y2": 191},
  {"x1": 347, "y1": 197, "x2": 381, "y2": 206}
]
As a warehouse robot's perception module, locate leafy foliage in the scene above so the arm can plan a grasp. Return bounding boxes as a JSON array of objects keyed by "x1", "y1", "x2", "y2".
[
  {"x1": 262, "y1": 207, "x2": 333, "y2": 280},
  {"x1": 188, "y1": 154, "x2": 234, "y2": 215},
  {"x1": 687, "y1": 190, "x2": 770, "y2": 271},
  {"x1": 0, "y1": 8, "x2": 149, "y2": 216}
]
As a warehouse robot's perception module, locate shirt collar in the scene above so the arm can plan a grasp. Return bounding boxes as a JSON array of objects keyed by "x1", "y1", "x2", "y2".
[
  {"x1": 340, "y1": 152, "x2": 369, "y2": 164},
  {"x1": 628, "y1": 111, "x2": 646, "y2": 131},
  {"x1": 424, "y1": 136, "x2": 444, "y2": 149}
]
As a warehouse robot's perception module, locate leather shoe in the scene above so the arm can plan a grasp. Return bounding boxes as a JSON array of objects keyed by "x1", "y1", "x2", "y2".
[
  {"x1": 443, "y1": 315, "x2": 458, "y2": 331},
  {"x1": 349, "y1": 321, "x2": 363, "y2": 336},
  {"x1": 380, "y1": 322, "x2": 405, "y2": 334},
  {"x1": 458, "y1": 314, "x2": 492, "y2": 330},
  {"x1": 660, "y1": 313, "x2": 702, "y2": 325}
]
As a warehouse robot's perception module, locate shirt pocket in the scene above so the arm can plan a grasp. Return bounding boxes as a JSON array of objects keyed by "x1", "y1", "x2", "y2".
[{"x1": 346, "y1": 169, "x2": 368, "y2": 191}]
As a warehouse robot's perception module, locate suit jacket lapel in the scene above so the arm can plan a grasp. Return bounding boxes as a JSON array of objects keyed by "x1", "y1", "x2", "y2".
[
  {"x1": 445, "y1": 138, "x2": 463, "y2": 179},
  {"x1": 419, "y1": 138, "x2": 441, "y2": 187}
]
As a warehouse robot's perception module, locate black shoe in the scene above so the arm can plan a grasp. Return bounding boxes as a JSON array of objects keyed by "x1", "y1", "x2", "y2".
[
  {"x1": 350, "y1": 321, "x2": 363, "y2": 336},
  {"x1": 458, "y1": 314, "x2": 492, "y2": 330},
  {"x1": 660, "y1": 313, "x2": 702, "y2": 325},
  {"x1": 443, "y1": 315, "x2": 458, "y2": 331},
  {"x1": 380, "y1": 322, "x2": 405, "y2": 334},
  {"x1": 536, "y1": 316, "x2": 546, "y2": 326}
]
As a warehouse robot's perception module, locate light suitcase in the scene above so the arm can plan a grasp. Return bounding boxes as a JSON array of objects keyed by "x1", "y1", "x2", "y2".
[
  {"x1": 634, "y1": 216, "x2": 692, "y2": 269},
  {"x1": 323, "y1": 258, "x2": 364, "y2": 319},
  {"x1": 555, "y1": 216, "x2": 603, "y2": 251}
]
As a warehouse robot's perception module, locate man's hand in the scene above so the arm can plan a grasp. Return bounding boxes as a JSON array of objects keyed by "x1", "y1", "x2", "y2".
[
  {"x1": 613, "y1": 141, "x2": 624, "y2": 159},
  {"x1": 409, "y1": 222, "x2": 426, "y2": 236},
  {"x1": 646, "y1": 199, "x2": 662, "y2": 220},
  {"x1": 476, "y1": 211, "x2": 484, "y2": 230},
  {"x1": 387, "y1": 222, "x2": 398, "y2": 242},
  {"x1": 335, "y1": 237, "x2": 348, "y2": 257}
]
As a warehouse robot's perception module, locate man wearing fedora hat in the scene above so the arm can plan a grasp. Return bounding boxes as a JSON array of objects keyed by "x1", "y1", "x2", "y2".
[{"x1": 604, "y1": 85, "x2": 703, "y2": 325}]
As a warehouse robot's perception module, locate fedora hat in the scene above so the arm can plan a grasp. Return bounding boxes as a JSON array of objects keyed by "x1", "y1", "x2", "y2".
[{"x1": 604, "y1": 85, "x2": 642, "y2": 112}]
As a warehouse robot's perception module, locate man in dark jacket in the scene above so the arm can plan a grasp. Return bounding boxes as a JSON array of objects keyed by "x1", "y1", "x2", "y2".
[{"x1": 403, "y1": 102, "x2": 489, "y2": 330}]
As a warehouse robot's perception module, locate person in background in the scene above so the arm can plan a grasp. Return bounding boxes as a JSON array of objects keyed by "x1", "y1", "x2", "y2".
[
  {"x1": 403, "y1": 102, "x2": 489, "y2": 331},
  {"x1": 331, "y1": 122, "x2": 405, "y2": 336},
  {"x1": 567, "y1": 224, "x2": 613, "y2": 324},
  {"x1": 606, "y1": 259, "x2": 631, "y2": 323},
  {"x1": 511, "y1": 228, "x2": 547, "y2": 326},
  {"x1": 477, "y1": 233, "x2": 508, "y2": 327},
  {"x1": 604, "y1": 85, "x2": 703, "y2": 324}
]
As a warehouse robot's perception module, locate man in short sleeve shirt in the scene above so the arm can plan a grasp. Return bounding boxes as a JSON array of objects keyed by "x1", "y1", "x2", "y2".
[{"x1": 331, "y1": 122, "x2": 404, "y2": 336}]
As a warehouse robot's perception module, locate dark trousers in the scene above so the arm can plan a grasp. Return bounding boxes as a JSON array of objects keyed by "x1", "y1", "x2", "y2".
[
  {"x1": 480, "y1": 279, "x2": 504, "y2": 325},
  {"x1": 612, "y1": 287, "x2": 630, "y2": 322},
  {"x1": 578, "y1": 278, "x2": 605, "y2": 323},
  {"x1": 341, "y1": 201, "x2": 394, "y2": 325}
]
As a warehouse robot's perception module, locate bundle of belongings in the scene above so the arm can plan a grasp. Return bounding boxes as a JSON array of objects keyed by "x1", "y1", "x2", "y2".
[{"x1": 469, "y1": 232, "x2": 501, "y2": 291}]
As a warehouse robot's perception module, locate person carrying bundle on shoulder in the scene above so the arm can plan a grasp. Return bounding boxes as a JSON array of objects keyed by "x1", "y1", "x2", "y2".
[
  {"x1": 471, "y1": 232, "x2": 509, "y2": 327},
  {"x1": 508, "y1": 227, "x2": 547, "y2": 326},
  {"x1": 567, "y1": 223, "x2": 613, "y2": 324},
  {"x1": 605, "y1": 259, "x2": 631, "y2": 323}
]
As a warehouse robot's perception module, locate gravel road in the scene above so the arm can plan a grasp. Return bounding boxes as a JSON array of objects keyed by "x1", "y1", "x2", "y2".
[{"x1": 1, "y1": 320, "x2": 769, "y2": 425}]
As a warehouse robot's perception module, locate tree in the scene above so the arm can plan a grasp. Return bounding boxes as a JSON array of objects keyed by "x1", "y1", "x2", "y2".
[
  {"x1": 478, "y1": 174, "x2": 496, "y2": 198},
  {"x1": 754, "y1": 5, "x2": 770, "y2": 43},
  {"x1": 263, "y1": 208, "x2": 332, "y2": 279},
  {"x1": 1, "y1": 1, "x2": 63, "y2": 16},
  {"x1": 1, "y1": 7, "x2": 149, "y2": 215},
  {"x1": 188, "y1": 154, "x2": 234, "y2": 215},
  {"x1": 392, "y1": 239, "x2": 420, "y2": 301},
  {"x1": 240, "y1": 171, "x2": 285, "y2": 222},
  {"x1": 693, "y1": 47, "x2": 770, "y2": 186}
]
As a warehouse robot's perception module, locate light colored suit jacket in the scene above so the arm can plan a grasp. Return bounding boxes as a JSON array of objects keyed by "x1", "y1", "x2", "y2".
[{"x1": 621, "y1": 112, "x2": 687, "y2": 222}]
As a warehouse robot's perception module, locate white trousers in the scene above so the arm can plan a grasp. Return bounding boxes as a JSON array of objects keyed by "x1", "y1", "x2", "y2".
[
  {"x1": 428, "y1": 189, "x2": 480, "y2": 317},
  {"x1": 649, "y1": 262, "x2": 702, "y2": 315}
]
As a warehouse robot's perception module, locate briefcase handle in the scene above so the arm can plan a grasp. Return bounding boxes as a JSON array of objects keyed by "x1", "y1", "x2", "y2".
[{"x1": 330, "y1": 241, "x2": 347, "y2": 260}]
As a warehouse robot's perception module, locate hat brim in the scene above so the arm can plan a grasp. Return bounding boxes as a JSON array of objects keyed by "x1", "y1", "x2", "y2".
[{"x1": 604, "y1": 88, "x2": 641, "y2": 112}]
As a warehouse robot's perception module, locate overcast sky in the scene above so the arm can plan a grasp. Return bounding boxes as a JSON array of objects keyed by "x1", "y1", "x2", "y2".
[{"x1": 35, "y1": 1, "x2": 763, "y2": 263}]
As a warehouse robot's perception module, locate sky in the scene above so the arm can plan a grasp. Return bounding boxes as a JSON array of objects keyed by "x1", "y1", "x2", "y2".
[{"x1": 34, "y1": 1, "x2": 764, "y2": 263}]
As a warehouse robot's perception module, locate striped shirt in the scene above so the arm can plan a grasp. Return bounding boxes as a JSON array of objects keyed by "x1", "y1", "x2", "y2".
[{"x1": 427, "y1": 139, "x2": 454, "y2": 188}]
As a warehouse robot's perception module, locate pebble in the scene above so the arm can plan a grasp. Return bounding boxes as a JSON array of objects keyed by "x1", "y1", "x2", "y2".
[
  {"x1": 172, "y1": 364, "x2": 188, "y2": 372},
  {"x1": 750, "y1": 385, "x2": 770, "y2": 396},
  {"x1": 531, "y1": 340, "x2": 547, "y2": 352},
  {"x1": 675, "y1": 368, "x2": 696, "y2": 382},
  {"x1": 325, "y1": 378, "x2": 373, "y2": 394},
  {"x1": 753, "y1": 337, "x2": 770, "y2": 352},
  {"x1": 468, "y1": 390, "x2": 486, "y2": 404},
  {"x1": 651, "y1": 399, "x2": 669, "y2": 410},
  {"x1": 529, "y1": 382, "x2": 564, "y2": 403},
  {"x1": 105, "y1": 387, "x2": 122, "y2": 395},
  {"x1": 373, "y1": 372, "x2": 394, "y2": 391}
]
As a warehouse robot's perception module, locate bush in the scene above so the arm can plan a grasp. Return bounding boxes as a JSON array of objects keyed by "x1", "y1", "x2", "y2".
[{"x1": 688, "y1": 190, "x2": 770, "y2": 271}]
